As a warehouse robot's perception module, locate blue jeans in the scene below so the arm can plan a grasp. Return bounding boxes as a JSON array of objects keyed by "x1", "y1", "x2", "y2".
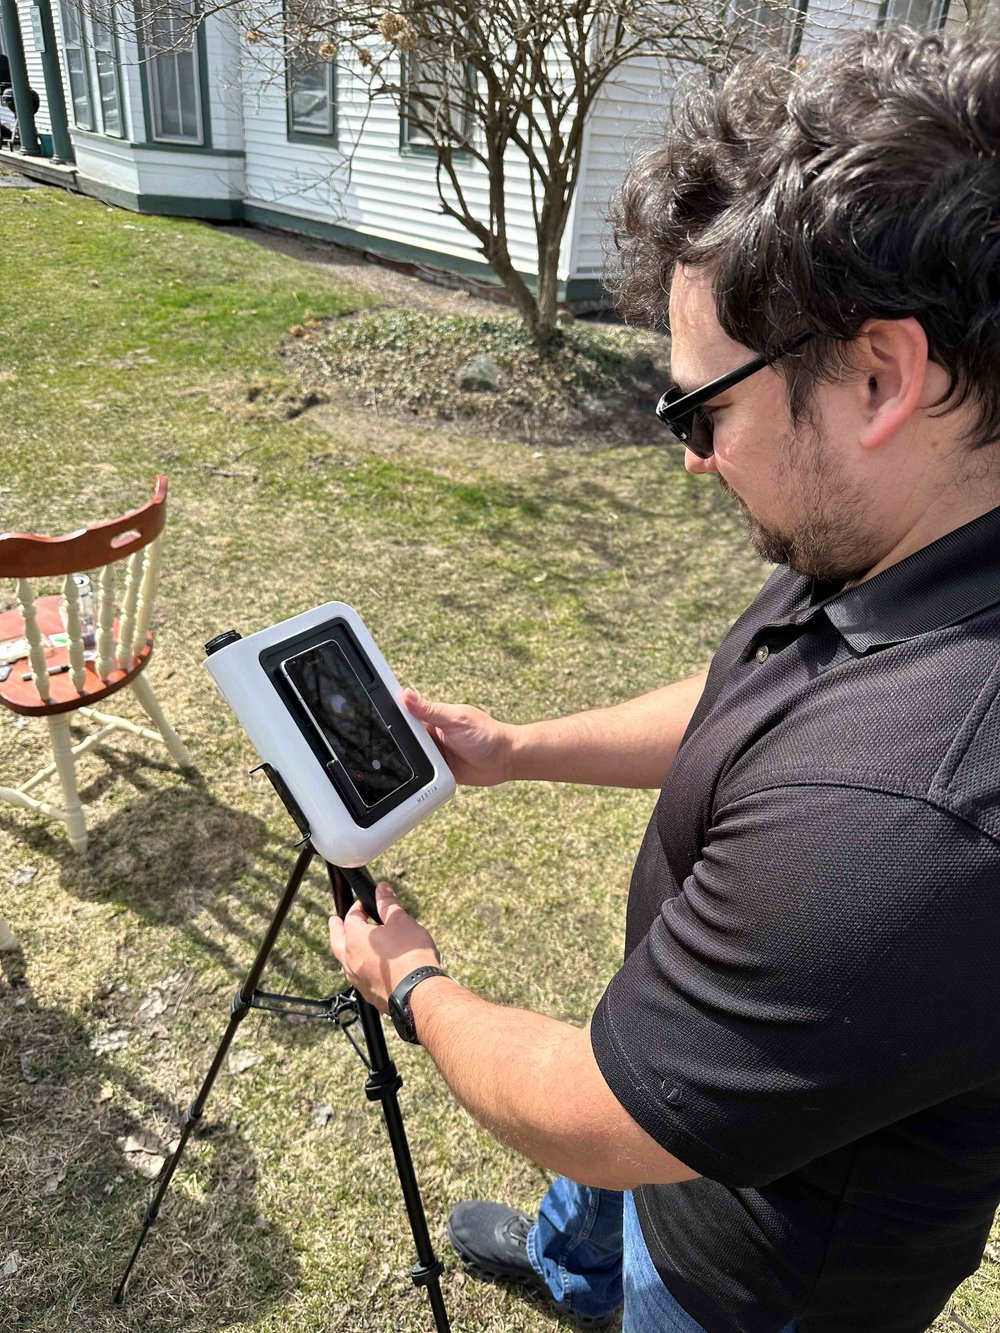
[{"x1": 527, "y1": 1176, "x2": 798, "y2": 1332}]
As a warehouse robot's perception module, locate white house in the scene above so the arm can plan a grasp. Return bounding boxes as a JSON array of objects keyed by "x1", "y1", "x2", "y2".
[{"x1": 0, "y1": 0, "x2": 971, "y2": 305}]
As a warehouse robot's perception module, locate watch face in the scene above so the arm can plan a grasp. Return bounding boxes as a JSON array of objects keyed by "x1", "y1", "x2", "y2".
[{"x1": 389, "y1": 994, "x2": 417, "y2": 1044}]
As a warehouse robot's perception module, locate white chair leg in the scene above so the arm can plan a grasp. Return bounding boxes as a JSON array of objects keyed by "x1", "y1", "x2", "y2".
[
  {"x1": 130, "y1": 673, "x2": 193, "y2": 768},
  {"x1": 0, "y1": 918, "x2": 17, "y2": 952},
  {"x1": 46, "y1": 713, "x2": 88, "y2": 854}
]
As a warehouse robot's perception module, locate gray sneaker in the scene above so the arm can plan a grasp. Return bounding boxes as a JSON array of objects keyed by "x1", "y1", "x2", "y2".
[{"x1": 447, "y1": 1200, "x2": 619, "y2": 1328}]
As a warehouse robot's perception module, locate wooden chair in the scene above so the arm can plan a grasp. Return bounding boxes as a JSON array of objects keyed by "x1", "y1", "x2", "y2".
[{"x1": 0, "y1": 475, "x2": 191, "y2": 853}]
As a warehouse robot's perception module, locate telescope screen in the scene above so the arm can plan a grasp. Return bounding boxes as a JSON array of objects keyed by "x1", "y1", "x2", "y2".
[{"x1": 280, "y1": 640, "x2": 414, "y2": 808}]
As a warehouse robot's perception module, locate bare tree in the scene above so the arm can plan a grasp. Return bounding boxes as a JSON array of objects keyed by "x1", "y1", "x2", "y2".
[
  {"x1": 90, "y1": 0, "x2": 782, "y2": 344},
  {"x1": 276, "y1": 0, "x2": 754, "y2": 343}
]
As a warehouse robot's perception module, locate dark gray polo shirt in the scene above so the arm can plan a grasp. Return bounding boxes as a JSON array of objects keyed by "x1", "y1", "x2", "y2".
[{"x1": 591, "y1": 506, "x2": 1000, "y2": 1333}]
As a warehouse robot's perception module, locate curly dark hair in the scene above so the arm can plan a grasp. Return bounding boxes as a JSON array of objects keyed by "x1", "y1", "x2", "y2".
[{"x1": 607, "y1": 24, "x2": 1000, "y2": 447}]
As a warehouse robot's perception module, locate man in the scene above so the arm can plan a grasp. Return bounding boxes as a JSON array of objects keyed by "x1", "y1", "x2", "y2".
[{"x1": 330, "y1": 24, "x2": 1000, "y2": 1333}]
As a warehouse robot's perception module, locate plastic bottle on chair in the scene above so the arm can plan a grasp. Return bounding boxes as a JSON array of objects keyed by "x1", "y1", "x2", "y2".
[{"x1": 62, "y1": 574, "x2": 98, "y2": 659}]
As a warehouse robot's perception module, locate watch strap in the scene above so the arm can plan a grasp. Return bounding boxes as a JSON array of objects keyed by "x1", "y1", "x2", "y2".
[{"x1": 389, "y1": 965, "x2": 450, "y2": 1044}]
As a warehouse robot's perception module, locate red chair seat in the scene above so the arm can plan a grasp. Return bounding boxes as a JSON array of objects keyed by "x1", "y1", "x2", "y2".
[{"x1": 0, "y1": 595, "x2": 154, "y2": 717}]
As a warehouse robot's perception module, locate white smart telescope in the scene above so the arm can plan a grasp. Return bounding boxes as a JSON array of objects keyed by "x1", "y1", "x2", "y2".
[{"x1": 203, "y1": 602, "x2": 455, "y2": 867}]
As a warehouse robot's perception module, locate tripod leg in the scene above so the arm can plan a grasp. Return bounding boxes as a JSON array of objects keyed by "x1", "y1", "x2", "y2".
[
  {"x1": 113, "y1": 842, "x2": 316, "y2": 1303},
  {"x1": 356, "y1": 996, "x2": 452, "y2": 1332},
  {"x1": 327, "y1": 863, "x2": 450, "y2": 1330}
]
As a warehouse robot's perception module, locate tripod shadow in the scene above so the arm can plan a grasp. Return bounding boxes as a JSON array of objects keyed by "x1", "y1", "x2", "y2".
[{"x1": 0, "y1": 947, "x2": 301, "y2": 1328}]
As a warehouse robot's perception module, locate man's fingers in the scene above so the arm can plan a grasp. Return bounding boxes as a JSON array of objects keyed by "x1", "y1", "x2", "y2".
[
  {"x1": 329, "y1": 914, "x2": 346, "y2": 964},
  {"x1": 344, "y1": 899, "x2": 376, "y2": 937},
  {"x1": 375, "y1": 881, "x2": 405, "y2": 922},
  {"x1": 403, "y1": 690, "x2": 458, "y2": 729}
]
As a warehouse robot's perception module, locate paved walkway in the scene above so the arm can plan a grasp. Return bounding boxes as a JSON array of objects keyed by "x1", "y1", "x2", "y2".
[{"x1": 0, "y1": 169, "x2": 42, "y2": 188}]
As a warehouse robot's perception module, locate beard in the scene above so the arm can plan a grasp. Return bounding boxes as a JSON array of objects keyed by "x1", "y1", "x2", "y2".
[{"x1": 716, "y1": 424, "x2": 876, "y2": 585}]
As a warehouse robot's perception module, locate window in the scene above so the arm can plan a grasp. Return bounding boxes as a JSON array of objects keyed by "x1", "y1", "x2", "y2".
[
  {"x1": 401, "y1": 43, "x2": 471, "y2": 151},
  {"x1": 285, "y1": 0, "x2": 336, "y2": 143},
  {"x1": 880, "y1": 0, "x2": 950, "y2": 26},
  {"x1": 147, "y1": 0, "x2": 204, "y2": 144},
  {"x1": 736, "y1": 0, "x2": 808, "y2": 59},
  {"x1": 59, "y1": 0, "x2": 125, "y2": 136},
  {"x1": 91, "y1": 0, "x2": 123, "y2": 136},
  {"x1": 60, "y1": 2, "x2": 96, "y2": 130}
]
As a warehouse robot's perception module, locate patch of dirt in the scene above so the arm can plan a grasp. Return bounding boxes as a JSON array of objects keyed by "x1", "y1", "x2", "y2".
[
  {"x1": 209, "y1": 375, "x2": 327, "y2": 423},
  {"x1": 216, "y1": 223, "x2": 524, "y2": 319},
  {"x1": 216, "y1": 224, "x2": 669, "y2": 447}
]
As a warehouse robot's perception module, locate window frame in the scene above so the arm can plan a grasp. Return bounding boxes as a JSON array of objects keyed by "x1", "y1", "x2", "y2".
[
  {"x1": 734, "y1": 0, "x2": 809, "y2": 61},
  {"x1": 89, "y1": 0, "x2": 125, "y2": 137},
  {"x1": 141, "y1": 0, "x2": 210, "y2": 147},
  {"x1": 877, "y1": 0, "x2": 951, "y2": 26},
  {"x1": 59, "y1": 0, "x2": 98, "y2": 133},
  {"x1": 283, "y1": 0, "x2": 337, "y2": 147},
  {"x1": 399, "y1": 44, "x2": 474, "y2": 158}
]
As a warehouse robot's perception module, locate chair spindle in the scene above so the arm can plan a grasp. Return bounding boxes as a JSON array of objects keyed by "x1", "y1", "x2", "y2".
[
  {"x1": 97, "y1": 563, "x2": 116, "y2": 681},
  {"x1": 116, "y1": 549, "x2": 146, "y2": 672},
  {"x1": 16, "y1": 578, "x2": 51, "y2": 702},
  {"x1": 132, "y1": 535, "x2": 161, "y2": 662},
  {"x1": 62, "y1": 573, "x2": 88, "y2": 692}
]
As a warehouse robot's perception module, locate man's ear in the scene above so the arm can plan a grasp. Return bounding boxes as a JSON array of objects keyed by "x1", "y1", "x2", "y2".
[{"x1": 856, "y1": 318, "x2": 929, "y2": 451}]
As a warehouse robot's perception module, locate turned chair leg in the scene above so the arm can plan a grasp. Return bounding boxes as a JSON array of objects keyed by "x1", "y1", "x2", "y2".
[
  {"x1": 130, "y1": 673, "x2": 193, "y2": 768},
  {"x1": 46, "y1": 713, "x2": 88, "y2": 854}
]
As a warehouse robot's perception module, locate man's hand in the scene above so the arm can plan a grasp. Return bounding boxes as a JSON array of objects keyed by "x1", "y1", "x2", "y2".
[
  {"x1": 329, "y1": 883, "x2": 442, "y2": 1013},
  {"x1": 403, "y1": 689, "x2": 516, "y2": 786}
]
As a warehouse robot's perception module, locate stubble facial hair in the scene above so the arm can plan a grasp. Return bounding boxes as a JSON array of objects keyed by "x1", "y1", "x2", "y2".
[{"x1": 715, "y1": 418, "x2": 877, "y2": 585}]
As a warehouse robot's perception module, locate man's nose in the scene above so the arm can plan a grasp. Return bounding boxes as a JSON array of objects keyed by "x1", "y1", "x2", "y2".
[{"x1": 685, "y1": 449, "x2": 718, "y2": 475}]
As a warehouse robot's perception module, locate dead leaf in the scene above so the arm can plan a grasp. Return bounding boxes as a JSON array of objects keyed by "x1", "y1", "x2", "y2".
[
  {"x1": 89, "y1": 1029, "x2": 130, "y2": 1054},
  {"x1": 228, "y1": 1050, "x2": 261, "y2": 1075}
]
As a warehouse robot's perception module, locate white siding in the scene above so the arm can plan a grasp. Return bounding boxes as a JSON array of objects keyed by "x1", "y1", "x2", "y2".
[
  {"x1": 72, "y1": 130, "x2": 142, "y2": 192},
  {"x1": 16, "y1": 0, "x2": 51, "y2": 136},
  {"x1": 568, "y1": 53, "x2": 680, "y2": 281},
  {"x1": 202, "y1": 14, "x2": 245, "y2": 155},
  {"x1": 239, "y1": 18, "x2": 575, "y2": 281},
  {"x1": 565, "y1": 0, "x2": 966, "y2": 283}
]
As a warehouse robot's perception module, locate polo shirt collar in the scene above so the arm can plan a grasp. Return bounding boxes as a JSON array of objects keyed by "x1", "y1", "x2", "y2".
[{"x1": 800, "y1": 506, "x2": 1000, "y2": 653}]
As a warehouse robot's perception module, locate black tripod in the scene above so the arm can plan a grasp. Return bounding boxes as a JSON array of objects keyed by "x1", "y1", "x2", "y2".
[{"x1": 113, "y1": 834, "x2": 451, "y2": 1332}]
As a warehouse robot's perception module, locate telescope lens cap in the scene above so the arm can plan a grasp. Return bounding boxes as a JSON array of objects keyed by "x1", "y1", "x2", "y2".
[{"x1": 204, "y1": 629, "x2": 242, "y2": 656}]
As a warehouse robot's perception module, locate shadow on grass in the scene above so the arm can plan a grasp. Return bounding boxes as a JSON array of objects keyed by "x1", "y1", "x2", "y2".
[
  {"x1": 0, "y1": 948, "x2": 301, "y2": 1329},
  {"x1": 0, "y1": 749, "x2": 340, "y2": 977}
]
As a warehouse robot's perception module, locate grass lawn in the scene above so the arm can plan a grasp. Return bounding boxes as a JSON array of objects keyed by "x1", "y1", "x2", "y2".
[{"x1": 0, "y1": 186, "x2": 998, "y2": 1333}]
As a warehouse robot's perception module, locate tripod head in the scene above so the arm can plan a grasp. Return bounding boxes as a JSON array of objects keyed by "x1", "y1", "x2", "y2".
[{"x1": 204, "y1": 602, "x2": 455, "y2": 868}]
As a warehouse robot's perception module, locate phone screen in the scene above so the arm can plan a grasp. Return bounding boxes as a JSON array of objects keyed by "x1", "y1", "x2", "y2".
[{"x1": 281, "y1": 640, "x2": 414, "y2": 808}]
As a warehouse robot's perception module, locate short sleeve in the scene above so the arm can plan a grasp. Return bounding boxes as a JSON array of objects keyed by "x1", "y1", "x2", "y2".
[{"x1": 590, "y1": 783, "x2": 1000, "y2": 1187}]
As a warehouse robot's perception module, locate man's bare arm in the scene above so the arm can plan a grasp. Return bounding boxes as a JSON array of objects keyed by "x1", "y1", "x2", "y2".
[
  {"x1": 408, "y1": 976, "x2": 700, "y2": 1191},
  {"x1": 404, "y1": 669, "x2": 708, "y2": 791}
]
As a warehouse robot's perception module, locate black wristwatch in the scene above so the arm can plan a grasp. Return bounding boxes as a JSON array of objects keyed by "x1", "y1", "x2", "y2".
[{"x1": 388, "y1": 966, "x2": 450, "y2": 1044}]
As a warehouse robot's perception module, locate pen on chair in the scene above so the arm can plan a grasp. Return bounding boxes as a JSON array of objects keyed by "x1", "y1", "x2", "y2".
[{"x1": 22, "y1": 663, "x2": 71, "y2": 680}]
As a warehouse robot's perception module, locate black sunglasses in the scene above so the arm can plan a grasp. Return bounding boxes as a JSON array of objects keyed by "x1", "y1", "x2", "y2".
[{"x1": 655, "y1": 333, "x2": 812, "y2": 459}]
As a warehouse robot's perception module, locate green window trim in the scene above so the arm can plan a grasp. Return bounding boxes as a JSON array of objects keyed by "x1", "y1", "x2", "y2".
[
  {"x1": 877, "y1": 0, "x2": 951, "y2": 27},
  {"x1": 59, "y1": 0, "x2": 96, "y2": 132},
  {"x1": 399, "y1": 48, "x2": 474, "y2": 160},
  {"x1": 283, "y1": 0, "x2": 337, "y2": 146},
  {"x1": 134, "y1": 0, "x2": 212, "y2": 148},
  {"x1": 90, "y1": 0, "x2": 125, "y2": 138}
]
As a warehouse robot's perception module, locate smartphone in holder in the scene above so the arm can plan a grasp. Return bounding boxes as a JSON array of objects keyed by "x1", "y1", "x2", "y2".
[
  {"x1": 280, "y1": 639, "x2": 414, "y2": 818},
  {"x1": 203, "y1": 602, "x2": 455, "y2": 868}
]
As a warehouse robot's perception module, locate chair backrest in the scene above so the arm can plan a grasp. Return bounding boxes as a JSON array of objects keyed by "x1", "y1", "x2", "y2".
[{"x1": 0, "y1": 476, "x2": 168, "y2": 702}]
